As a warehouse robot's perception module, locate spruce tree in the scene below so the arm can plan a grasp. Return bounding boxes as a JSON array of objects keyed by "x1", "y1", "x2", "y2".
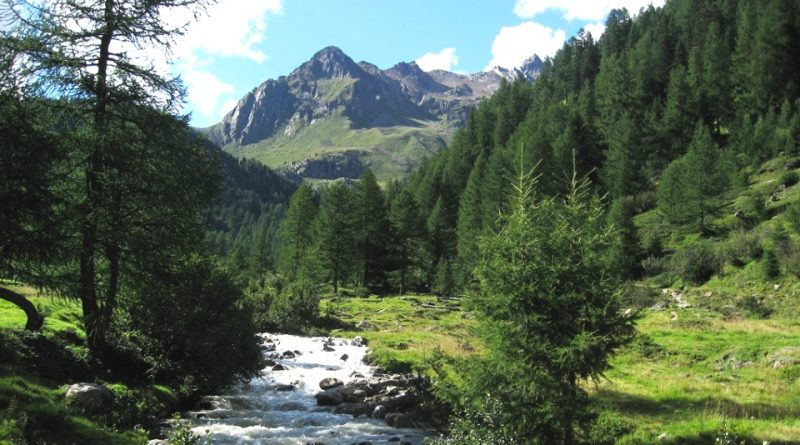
[
  {"x1": 315, "y1": 182, "x2": 357, "y2": 294},
  {"x1": 464, "y1": 168, "x2": 635, "y2": 443},
  {"x1": 389, "y1": 190, "x2": 424, "y2": 295},
  {"x1": 278, "y1": 183, "x2": 318, "y2": 281},
  {"x1": 354, "y1": 168, "x2": 390, "y2": 289}
]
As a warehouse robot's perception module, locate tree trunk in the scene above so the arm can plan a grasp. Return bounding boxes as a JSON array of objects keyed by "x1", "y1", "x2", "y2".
[{"x1": 0, "y1": 286, "x2": 43, "y2": 331}]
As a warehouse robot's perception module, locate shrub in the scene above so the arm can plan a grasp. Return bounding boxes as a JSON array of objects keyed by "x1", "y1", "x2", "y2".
[
  {"x1": 268, "y1": 278, "x2": 321, "y2": 333},
  {"x1": 582, "y1": 410, "x2": 635, "y2": 445},
  {"x1": 735, "y1": 295, "x2": 774, "y2": 319},
  {"x1": 670, "y1": 240, "x2": 721, "y2": 284},
  {"x1": 641, "y1": 255, "x2": 668, "y2": 277},
  {"x1": 124, "y1": 255, "x2": 262, "y2": 393},
  {"x1": 717, "y1": 230, "x2": 763, "y2": 267},
  {"x1": 780, "y1": 170, "x2": 799, "y2": 187}
]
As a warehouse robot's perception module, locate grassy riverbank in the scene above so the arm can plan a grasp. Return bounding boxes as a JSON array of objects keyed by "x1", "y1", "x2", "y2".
[
  {"x1": 324, "y1": 290, "x2": 800, "y2": 444},
  {"x1": 0, "y1": 284, "x2": 177, "y2": 444}
]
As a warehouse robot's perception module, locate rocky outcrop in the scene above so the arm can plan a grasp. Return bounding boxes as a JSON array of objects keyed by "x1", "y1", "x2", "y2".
[
  {"x1": 65, "y1": 383, "x2": 113, "y2": 413},
  {"x1": 285, "y1": 151, "x2": 365, "y2": 180}
]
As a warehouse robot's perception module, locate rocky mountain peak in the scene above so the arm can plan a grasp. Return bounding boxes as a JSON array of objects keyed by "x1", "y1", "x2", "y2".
[
  {"x1": 519, "y1": 54, "x2": 544, "y2": 81},
  {"x1": 293, "y1": 45, "x2": 364, "y2": 80}
]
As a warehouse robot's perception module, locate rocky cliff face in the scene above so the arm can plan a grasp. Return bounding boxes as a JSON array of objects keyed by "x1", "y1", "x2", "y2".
[
  {"x1": 205, "y1": 46, "x2": 543, "y2": 181},
  {"x1": 208, "y1": 46, "x2": 543, "y2": 148}
]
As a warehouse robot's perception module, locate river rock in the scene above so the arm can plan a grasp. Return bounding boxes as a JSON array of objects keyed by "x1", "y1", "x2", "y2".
[
  {"x1": 281, "y1": 350, "x2": 296, "y2": 359},
  {"x1": 323, "y1": 344, "x2": 335, "y2": 352},
  {"x1": 319, "y1": 377, "x2": 344, "y2": 390},
  {"x1": 315, "y1": 387, "x2": 344, "y2": 405},
  {"x1": 275, "y1": 384, "x2": 295, "y2": 391},
  {"x1": 272, "y1": 364, "x2": 288, "y2": 371},
  {"x1": 276, "y1": 402, "x2": 307, "y2": 411},
  {"x1": 334, "y1": 402, "x2": 370, "y2": 416},
  {"x1": 371, "y1": 404, "x2": 387, "y2": 419},
  {"x1": 385, "y1": 412, "x2": 415, "y2": 428},
  {"x1": 352, "y1": 336, "x2": 367, "y2": 346},
  {"x1": 340, "y1": 353, "x2": 349, "y2": 362},
  {"x1": 65, "y1": 383, "x2": 113, "y2": 413}
]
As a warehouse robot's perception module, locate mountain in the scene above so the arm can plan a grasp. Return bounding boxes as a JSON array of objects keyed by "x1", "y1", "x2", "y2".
[{"x1": 204, "y1": 46, "x2": 542, "y2": 182}]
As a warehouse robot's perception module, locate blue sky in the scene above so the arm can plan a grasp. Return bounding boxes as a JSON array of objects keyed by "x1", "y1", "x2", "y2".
[{"x1": 173, "y1": 0, "x2": 663, "y2": 127}]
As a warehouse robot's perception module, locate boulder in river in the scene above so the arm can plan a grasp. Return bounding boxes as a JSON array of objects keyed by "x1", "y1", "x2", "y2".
[
  {"x1": 319, "y1": 377, "x2": 344, "y2": 390},
  {"x1": 272, "y1": 364, "x2": 288, "y2": 371},
  {"x1": 385, "y1": 412, "x2": 415, "y2": 428},
  {"x1": 315, "y1": 387, "x2": 344, "y2": 405},
  {"x1": 281, "y1": 350, "x2": 296, "y2": 359},
  {"x1": 371, "y1": 404, "x2": 387, "y2": 419}
]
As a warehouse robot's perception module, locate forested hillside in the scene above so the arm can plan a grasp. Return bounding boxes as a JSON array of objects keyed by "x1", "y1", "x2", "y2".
[
  {"x1": 272, "y1": 0, "x2": 800, "y2": 297},
  {"x1": 208, "y1": 152, "x2": 297, "y2": 282},
  {"x1": 404, "y1": 0, "x2": 800, "y2": 290}
]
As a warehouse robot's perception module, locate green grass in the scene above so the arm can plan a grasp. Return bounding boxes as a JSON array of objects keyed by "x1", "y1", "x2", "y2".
[
  {"x1": 225, "y1": 114, "x2": 449, "y2": 181},
  {"x1": 322, "y1": 294, "x2": 478, "y2": 373},
  {"x1": 327, "y1": 293, "x2": 800, "y2": 444},
  {"x1": 0, "y1": 374, "x2": 144, "y2": 445},
  {"x1": 0, "y1": 282, "x2": 84, "y2": 336}
]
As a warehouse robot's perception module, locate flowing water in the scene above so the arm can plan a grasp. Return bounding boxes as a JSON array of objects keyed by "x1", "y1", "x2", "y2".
[{"x1": 184, "y1": 334, "x2": 432, "y2": 445}]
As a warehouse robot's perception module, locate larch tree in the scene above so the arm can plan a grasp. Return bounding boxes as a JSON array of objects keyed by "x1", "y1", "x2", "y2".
[
  {"x1": 389, "y1": 190, "x2": 424, "y2": 295},
  {"x1": 2, "y1": 0, "x2": 216, "y2": 359}
]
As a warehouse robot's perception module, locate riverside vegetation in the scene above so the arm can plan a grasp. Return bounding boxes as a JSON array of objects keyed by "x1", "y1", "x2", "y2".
[{"x1": 3, "y1": 0, "x2": 800, "y2": 444}]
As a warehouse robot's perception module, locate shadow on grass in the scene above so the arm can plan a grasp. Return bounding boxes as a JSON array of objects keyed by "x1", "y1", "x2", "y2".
[
  {"x1": 594, "y1": 389, "x2": 800, "y2": 445},
  {"x1": 595, "y1": 388, "x2": 800, "y2": 420}
]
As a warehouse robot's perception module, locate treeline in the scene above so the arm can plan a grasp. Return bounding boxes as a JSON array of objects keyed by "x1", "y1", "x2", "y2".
[{"x1": 271, "y1": 171, "x2": 456, "y2": 298}]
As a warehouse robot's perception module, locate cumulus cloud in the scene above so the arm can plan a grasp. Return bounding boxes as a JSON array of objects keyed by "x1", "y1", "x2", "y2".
[
  {"x1": 164, "y1": 0, "x2": 283, "y2": 122},
  {"x1": 583, "y1": 22, "x2": 607, "y2": 39},
  {"x1": 513, "y1": 0, "x2": 665, "y2": 22},
  {"x1": 486, "y1": 22, "x2": 565, "y2": 70},
  {"x1": 183, "y1": 70, "x2": 235, "y2": 118},
  {"x1": 416, "y1": 48, "x2": 459, "y2": 72}
]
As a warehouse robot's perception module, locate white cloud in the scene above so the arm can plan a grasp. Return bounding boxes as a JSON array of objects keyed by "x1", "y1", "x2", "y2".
[
  {"x1": 486, "y1": 22, "x2": 566, "y2": 70},
  {"x1": 415, "y1": 48, "x2": 459, "y2": 72},
  {"x1": 169, "y1": 0, "x2": 282, "y2": 64},
  {"x1": 183, "y1": 70, "x2": 234, "y2": 118},
  {"x1": 164, "y1": 0, "x2": 282, "y2": 122},
  {"x1": 513, "y1": 0, "x2": 665, "y2": 22},
  {"x1": 583, "y1": 22, "x2": 606, "y2": 39}
]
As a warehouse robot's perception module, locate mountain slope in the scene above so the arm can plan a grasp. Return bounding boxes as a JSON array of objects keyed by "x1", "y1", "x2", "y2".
[{"x1": 204, "y1": 46, "x2": 542, "y2": 181}]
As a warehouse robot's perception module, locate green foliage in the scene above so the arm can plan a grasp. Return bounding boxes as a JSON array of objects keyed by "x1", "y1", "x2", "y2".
[
  {"x1": 657, "y1": 125, "x2": 729, "y2": 233},
  {"x1": 460, "y1": 171, "x2": 635, "y2": 442},
  {"x1": 432, "y1": 259, "x2": 456, "y2": 298},
  {"x1": 389, "y1": 190, "x2": 426, "y2": 294},
  {"x1": 277, "y1": 183, "x2": 318, "y2": 282},
  {"x1": 582, "y1": 410, "x2": 635, "y2": 445},
  {"x1": 353, "y1": 168, "x2": 391, "y2": 290},
  {"x1": 124, "y1": 255, "x2": 262, "y2": 393},
  {"x1": 780, "y1": 170, "x2": 799, "y2": 187},
  {"x1": 267, "y1": 278, "x2": 322, "y2": 332},
  {"x1": 670, "y1": 240, "x2": 721, "y2": 285},
  {"x1": 315, "y1": 182, "x2": 358, "y2": 293}
]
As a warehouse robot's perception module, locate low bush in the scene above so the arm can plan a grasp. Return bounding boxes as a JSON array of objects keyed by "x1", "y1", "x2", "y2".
[{"x1": 670, "y1": 240, "x2": 721, "y2": 284}]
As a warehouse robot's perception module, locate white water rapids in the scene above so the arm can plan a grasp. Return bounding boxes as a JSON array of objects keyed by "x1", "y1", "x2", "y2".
[{"x1": 184, "y1": 334, "x2": 432, "y2": 444}]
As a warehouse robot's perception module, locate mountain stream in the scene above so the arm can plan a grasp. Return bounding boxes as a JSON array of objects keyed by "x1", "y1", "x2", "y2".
[{"x1": 183, "y1": 334, "x2": 432, "y2": 444}]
